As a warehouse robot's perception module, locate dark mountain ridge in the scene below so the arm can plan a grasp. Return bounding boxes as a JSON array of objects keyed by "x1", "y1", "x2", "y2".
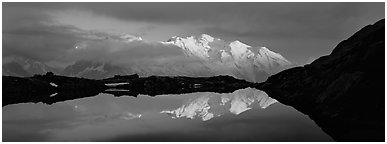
[{"x1": 255, "y1": 19, "x2": 385, "y2": 141}]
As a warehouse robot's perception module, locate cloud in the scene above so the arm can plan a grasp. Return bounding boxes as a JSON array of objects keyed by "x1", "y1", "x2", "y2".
[
  {"x1": 3, "y1": 5, "x2": 85, "y2": 62},
  {"x1": 203, "y1": 3, "x2": 384, "y2": 40},
  {"x1": 53, "y1": 3, "x2": 384, "y2": 41},
  {"x1": 64, "y1": 38, "x2": 191, "y2": 66},
  {"x1": 2, "y1": 4, "x2": 193, "y2": 68},
  {"x1": 3, "y1": 2, "x2": 384, "y2": 66}
]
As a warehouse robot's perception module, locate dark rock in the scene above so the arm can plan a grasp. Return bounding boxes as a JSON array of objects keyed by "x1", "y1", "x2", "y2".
[
  {"x1": 3, "y1": 74, "x2": 107, "y2": 106},
  {"x1": 45, "y1": 71, "x2": 55, "y2": 76},
  {"x1": 255, "y1": 19, "x2": 385, "y2": 141}
]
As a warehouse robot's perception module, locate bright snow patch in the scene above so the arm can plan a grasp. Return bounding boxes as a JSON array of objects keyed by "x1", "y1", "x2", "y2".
[
  {"x1": 105, "y1": 89, "x2": 130, "y2": 91},
  {"x1": 50, "y1": 93, "x2": 58, "y2": 97},
  {"x1": 193, "y1": 84, "x2": 202, "y2": 88},
  {"x1": 105, "y1": 83, "x2": 130, "y2": 86},
  {"x1": 120, "y1": 112, "x2": 142, "y2": 120},
  {"x1": 50, "y1": 82, "x2": 58, "y2": 87},
  {"x1": 201, "y1": 34, "x2": 214, "y2": 42}
]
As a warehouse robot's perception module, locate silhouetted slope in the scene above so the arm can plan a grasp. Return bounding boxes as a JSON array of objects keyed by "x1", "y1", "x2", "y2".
[{"x1": 256, "y1": 19, "x2": 385, "y2": 141}]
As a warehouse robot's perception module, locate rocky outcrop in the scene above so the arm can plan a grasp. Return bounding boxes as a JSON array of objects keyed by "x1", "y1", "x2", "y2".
[{"x1": 255, "y1": 19, "x2": 385, "y2": 141}]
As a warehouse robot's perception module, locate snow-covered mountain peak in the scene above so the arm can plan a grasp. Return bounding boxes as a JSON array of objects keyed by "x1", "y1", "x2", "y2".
[
  {"x1": 4, "y1": 33, "x2": 292, "y2": 82},
  {"x1": 230, "y1": 40, "x2": 251, "y2": 49},
  {"x1": 164, "y1": 34, "x2": 215, "y2": 45},
  {"x1": 229, "y1": 40, "x2": 252, "y2": 58},
  {"x1": 201, "y1": 34, "x2": 215, "y2": 42},
  {"x1": 157, "y1": 34, "x2": 292, "y2": 81},
  {"x1": 132, "y1": 34, "x2": 288, "y2": 68},
  {"x1": 256, "y1": 46, "x2": 291, "y2": 67}
]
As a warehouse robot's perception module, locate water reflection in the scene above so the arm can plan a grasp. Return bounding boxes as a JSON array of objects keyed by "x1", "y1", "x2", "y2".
[
  {"x1": 3, "y1": 88, "x2": 333, "y2": 142},
  {"x1": 161, "y1": 88, "x2": 277, "y2": 121}
]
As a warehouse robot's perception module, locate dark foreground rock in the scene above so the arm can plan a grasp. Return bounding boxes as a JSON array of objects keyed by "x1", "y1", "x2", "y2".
[
  {"x1": 255, "y1": 19, "x2": 385, "y2": 141},
  {"x1": 3, "y1": 73, "x2": 254, "y2": 106},
  {"x1": 3, "y1": 73, "x2": 107, "y2": 106}
]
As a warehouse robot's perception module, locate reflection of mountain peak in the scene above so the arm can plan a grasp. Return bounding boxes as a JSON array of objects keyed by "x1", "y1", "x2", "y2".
[{"x1": 160, "y1": 88, "x2": 277, "y2": 121}]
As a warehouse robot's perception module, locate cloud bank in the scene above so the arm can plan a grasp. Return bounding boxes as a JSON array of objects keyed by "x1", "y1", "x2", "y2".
[{"x1": 3, "y1": 2, "x2": 384, "y2": 66}]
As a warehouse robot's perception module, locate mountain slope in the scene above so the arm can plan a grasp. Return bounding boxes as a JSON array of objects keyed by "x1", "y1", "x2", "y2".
[
  {"x1": 62, "y1": 60, "x2": 129, "y2": 79},
  {"x1": 255, "y1": 19, "x2": 385, "y2": 141},
  {"x1": 2, "y1": 62, "x2": 31, "y2": 77},
  {"x1": 2, "y1": 57, "x2": 60, "y2": 77},
  {"x1": 162, "y1": 34, "x2": 291, "y2": 82}
]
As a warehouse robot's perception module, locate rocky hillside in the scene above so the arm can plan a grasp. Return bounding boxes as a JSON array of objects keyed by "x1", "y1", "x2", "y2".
[{"x1": 255, "y1": 19, "x2": 385, "y2": 141}]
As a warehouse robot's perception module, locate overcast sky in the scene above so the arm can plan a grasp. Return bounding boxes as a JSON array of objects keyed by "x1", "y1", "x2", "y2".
[{"x1": 3, "y1": 2, "x2": 385, "y2": 65}]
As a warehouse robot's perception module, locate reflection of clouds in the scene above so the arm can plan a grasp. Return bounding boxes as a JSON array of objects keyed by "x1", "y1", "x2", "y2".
[
  {"x1": 34, "y1": 94, "x2": 212, "y2": 141},
  {"x1": 73, "y1": 105, "x2": 86, "y2": 113},
  {"x1": 160, "y1": 88, "x2": 277, "y2": 121},
  {"x1": 43, "y1": 112, "x2": 143, "y2": 141},
  {"x1": 120, "y1": 112, "x2": 142, "y2": 120},
  {"x1": 42, "y1": 111, "x2": 209, "y2": 141},
  {"x1": 68, "y1": 112, "x2": 142, "y2": 126}
]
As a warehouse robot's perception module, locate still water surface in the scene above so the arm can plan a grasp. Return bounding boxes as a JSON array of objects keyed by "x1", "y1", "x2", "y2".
[{"x1": 3, "y1": 88, "x2": 333, "y2": 141}]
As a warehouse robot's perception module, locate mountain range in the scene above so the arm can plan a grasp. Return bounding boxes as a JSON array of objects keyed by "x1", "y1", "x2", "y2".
[{"x1": 3, "y1": 34, "x2": 291, "y2": 82}]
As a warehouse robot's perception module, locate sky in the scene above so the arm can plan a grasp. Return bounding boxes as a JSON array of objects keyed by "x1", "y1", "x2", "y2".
[{"x1": 2, "y1": 2, "x2": 385, "y2": 66}]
